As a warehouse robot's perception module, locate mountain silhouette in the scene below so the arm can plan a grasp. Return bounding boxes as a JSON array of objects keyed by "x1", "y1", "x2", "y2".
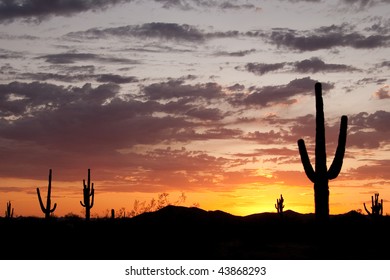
[{"x1": 0, "y1": 205, "x2": 389, "y2": 260}]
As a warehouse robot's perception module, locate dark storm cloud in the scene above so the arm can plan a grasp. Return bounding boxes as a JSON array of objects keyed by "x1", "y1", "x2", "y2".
[
  {"x1": 37, "y1": 52, "x2": 139, "y2": 65},
  {"x1": 264, "y1": 24, "x2": 390, "y2": 51},
  {"x1": 0, "y1": 0, "x2": 134, "y2": 23}
]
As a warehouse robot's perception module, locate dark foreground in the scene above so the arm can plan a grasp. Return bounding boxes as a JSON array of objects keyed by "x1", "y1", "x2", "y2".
[{"x1": 1, "y1": 206, "x2": 389, "y2": 260}]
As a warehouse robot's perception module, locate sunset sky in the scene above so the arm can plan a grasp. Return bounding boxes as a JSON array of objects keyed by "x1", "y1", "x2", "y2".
[{"x1": 0, "y1": 0, "x2": 389, "y2": 218}]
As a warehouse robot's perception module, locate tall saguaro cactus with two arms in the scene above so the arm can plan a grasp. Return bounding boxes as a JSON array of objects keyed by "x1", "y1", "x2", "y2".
[
  {"x1": 36, "y1": 169, "x2": 57, "y2": 219},
  {"x1": 297, "y1": 82, "x2": 348, "y2": 222},
  {"x1": 80, "y1": 168, "x2": 94, "y2": 221}
]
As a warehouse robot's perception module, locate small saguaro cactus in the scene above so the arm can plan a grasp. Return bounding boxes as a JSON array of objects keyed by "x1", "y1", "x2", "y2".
[
  {"x1": 80, "y1": 168, "x2": 94, "y2": 221},
  {"x1": 275, "y1": 194, "x2": 284, "y2": 216},
  {"x1": 364, "y1": 193, "x2": 383, "y2": 217},
  {"x1": 297, "y1": 82, "x2": 348, "y2": 223},
  {"x1": 36, "y1": 169, "x2": 57, "y2": 219},
  {"x1": 5, "y1": 201, "x2": 14, "y2": 218}
]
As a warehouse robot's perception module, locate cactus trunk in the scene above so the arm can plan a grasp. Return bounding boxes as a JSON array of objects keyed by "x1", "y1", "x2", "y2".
[
  {"x1": 36, "y1": 169, "x2": 57, "y2": 219},
  {"x1": 80, "y1": 168, "x2": 94, "y2": 221},
  {"x1": 297, "y1": 82, "x2": 348, "y2": 223}
]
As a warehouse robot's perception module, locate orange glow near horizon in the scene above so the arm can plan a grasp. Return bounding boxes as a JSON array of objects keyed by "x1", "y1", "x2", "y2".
[{"x1": 1, "y1": 173, "x2": 388, "y2": 218}]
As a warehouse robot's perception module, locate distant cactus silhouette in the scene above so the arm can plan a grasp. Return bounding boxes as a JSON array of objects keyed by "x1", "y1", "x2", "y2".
[
  {"x1": 275, "y1": 194, "x2": 284, "y2": 216},
  {"x1": 5, "y1": 201, "x2": 14, "y2": 218},
  {"x1": 364, "y1": 193, "x2": 383, "y2": 217},
  {"x1": 297, "y1": 82, "x2": 348, "y2": 222},
  {"x1": 80, "y1": 168, "x2": 94, "y2": 221},
  {"x1": 36, "y1": 169, "x2": 57, "y2": 219},
  {"x1": 111, "y1": 209, "x2": 115, "y2": 219}
]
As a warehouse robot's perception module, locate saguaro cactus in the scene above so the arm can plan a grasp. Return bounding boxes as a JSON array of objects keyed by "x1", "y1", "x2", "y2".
[
  {"x1": 80, "y1": 168, "x2": 94, "y2": 221},
  {"x1": 36, "y1": 169, "x2": 57, "y2": 219},
  {"x1": 275, "y1": 194, "x2": 284, "y2": 216},
  {"x1": 5, "y1": 201, "x2": 14, "y2": 218},
  {"x1": 297, "y1": 82, "x2": 348, "y2": 222},
  {"x1": 364, "y1": 193, "x2": 383, "y2": 217}
]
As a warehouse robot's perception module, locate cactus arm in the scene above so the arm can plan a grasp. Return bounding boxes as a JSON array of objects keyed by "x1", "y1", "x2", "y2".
[
  {"x1": 36, "y1": 187, "x2": 46, "y2": 213},
  {"x1": 36, "y1": 169, "x2": 57, "y2": 218},
  {"x1": 297, "y1": 139, "x2": 316, "y2": 183},
  {"x1": 51, "y1": 203, "x2": 57, "y2": 212},
  {"x1": 363, "y1": 202, "x2": 371, "y2": 215},
  {"x1": 328, "y1": 115, "x2": 348, "y2": 180},
  {"x1": 90, "y1": 185, "x2": 94, "y2": 208}
]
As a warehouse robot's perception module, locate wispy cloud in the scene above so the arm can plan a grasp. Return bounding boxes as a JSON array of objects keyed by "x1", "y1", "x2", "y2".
[
  {"x1": 241, "y1": 57, "x2": 359, "y2": 76},
  {"x1": 234, "y1": 77, "x2": 334, "y2": 107},
  {"x1": 37, "y1": 52, "x2": 139, "y2": 65},
  {"x1": 0, "y1": 0, "x2": 134, "y2": 23},
  {"x1": 65, "y1": 22, "x2": 241, "y2": 43},
  {"x1": 262, "y1": 24, "x2": 390, "y2": 51},
  {"x1": 154, "y1": 0, "x2": 261, "y2": 11}
]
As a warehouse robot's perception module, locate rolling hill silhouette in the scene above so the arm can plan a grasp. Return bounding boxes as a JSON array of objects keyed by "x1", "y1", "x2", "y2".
[{"x1": 0, "y1": 205, "x2": 389, "y2": 260}]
